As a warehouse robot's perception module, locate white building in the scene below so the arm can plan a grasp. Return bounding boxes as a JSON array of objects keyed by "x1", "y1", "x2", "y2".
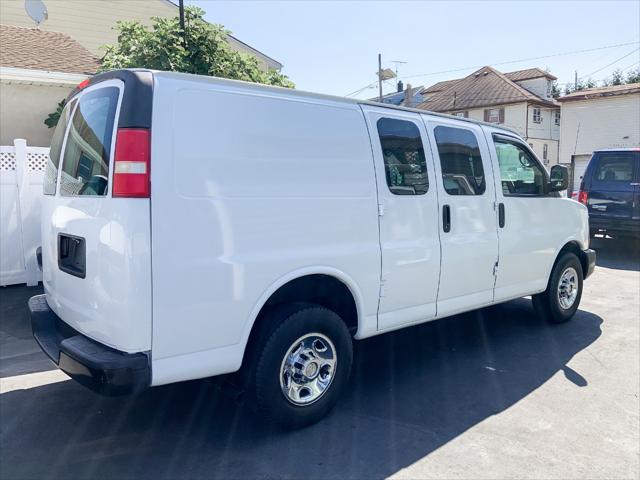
[
  {"x1": 557, "y1": 83, "x2": 640, "y2": 193},
  {"x1": 418, "y1": 67, "x2": 561, "y2": 165}
]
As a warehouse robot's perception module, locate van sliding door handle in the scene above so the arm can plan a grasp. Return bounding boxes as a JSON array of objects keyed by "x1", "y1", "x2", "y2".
[
  {"x1": 442, "y1": 204, "x2": 451, "y2": 233},
  {"x1": 498, "y1": 203, "x2": 505, "y2": 228}
]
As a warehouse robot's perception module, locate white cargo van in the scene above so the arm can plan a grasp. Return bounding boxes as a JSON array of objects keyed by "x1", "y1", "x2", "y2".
[{"x1": 30, "y1": 69, "x2": 595, "y2": 428}]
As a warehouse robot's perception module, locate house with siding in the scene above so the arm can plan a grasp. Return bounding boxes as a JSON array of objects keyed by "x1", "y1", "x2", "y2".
[
  {"x1": 417, "y1": 66, "x2": 561, "y2": 165},
  {"x1": 0, "y1": 0, "x2": 282, "y2": 146},
  {"x1": 557, "y1": 83, "x2": 640, "y2": 193}
]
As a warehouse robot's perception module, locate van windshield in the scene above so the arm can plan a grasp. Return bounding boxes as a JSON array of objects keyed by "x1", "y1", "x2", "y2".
[
  {"x1": 59, "y1": 87, "x2": 119, "y2": 196},
  {"x1": 43, "y1": 99, "x2": 76, "y2": 195}
]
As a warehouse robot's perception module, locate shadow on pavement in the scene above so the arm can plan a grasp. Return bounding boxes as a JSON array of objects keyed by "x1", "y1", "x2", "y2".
[
  {"x1": 0, "y1": 284, "x2": 52, "y2": 378},
  {"x1": 591, "y1": 236, "x2": 640, "y2": 272},
  {"x1": 1, "y1": 297, "x2": 602, "y2": 480}
]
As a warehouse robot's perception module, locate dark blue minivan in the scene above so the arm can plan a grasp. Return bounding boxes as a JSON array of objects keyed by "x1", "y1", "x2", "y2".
[{"x1": 578, "y1": 148, "x2": 640, "y2": 238}]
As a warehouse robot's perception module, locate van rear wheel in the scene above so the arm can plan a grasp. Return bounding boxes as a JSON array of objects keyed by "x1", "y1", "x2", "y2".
[
  {"x1": 533, "y1": 252, "x2": 583, "y2": 324},
  {"x1": 248, "y1": 303, "x2": 353, "y2": 429}
]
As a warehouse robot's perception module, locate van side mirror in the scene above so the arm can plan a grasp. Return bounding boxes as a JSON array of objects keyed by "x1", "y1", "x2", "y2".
[{"x1": 548, "y1": 164, "x2": 568, "y2": 192}]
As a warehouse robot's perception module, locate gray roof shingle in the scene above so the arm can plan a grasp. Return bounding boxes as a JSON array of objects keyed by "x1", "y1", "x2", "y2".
[
  {"x1": 417, "y1": 66, "x2": 558, "y2": 112},
  {"x1": 0, "y1": 24, "x2": 100, "y2": 74}
]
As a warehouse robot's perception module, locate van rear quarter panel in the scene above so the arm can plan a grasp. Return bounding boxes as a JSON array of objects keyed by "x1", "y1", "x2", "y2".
[{"x1": 150, "y1": 74, "x2": 380, "y2": 385}]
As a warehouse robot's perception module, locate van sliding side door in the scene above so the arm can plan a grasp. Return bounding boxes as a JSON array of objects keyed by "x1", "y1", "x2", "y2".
[{"x1": 424, "y1": 118, "x2": 499, "y2": 317}]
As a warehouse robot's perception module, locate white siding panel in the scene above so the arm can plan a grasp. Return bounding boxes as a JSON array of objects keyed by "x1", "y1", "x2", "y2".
[{"x1": 559, "y1": 93, "x2": 640, "y2": 163}]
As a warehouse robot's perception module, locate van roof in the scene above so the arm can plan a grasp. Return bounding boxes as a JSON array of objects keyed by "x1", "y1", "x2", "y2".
[{"x1": 83, "y1": 69, "x2": 520, "y2": 136}]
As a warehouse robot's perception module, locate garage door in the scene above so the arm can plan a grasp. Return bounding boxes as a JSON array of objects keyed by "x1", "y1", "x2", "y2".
[{"x1": 571, "y1": 154, "x2": 592, "y2": 194}]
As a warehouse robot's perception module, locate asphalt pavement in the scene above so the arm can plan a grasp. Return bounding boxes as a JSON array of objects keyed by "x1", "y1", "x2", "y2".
[{"x1": 1, "y1": 237, "x2": 638, "y2": 479}]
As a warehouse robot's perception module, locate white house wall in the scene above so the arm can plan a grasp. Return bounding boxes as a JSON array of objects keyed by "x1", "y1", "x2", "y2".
[
  {"x1": 559, "y1": 93, "x2": 640, "y2": 164},
  {"x1": 464, "y1": 103, "x2": 528, "y2": 137},
  {"x1": 516, "y1": 78, "x2": 552, "y2": 100},
  {"x1": 0, "y1": 82, "x2": 73, "y2": 146},
  {"x1": 527, "y1": 105, "x2": 560, "y2": 142}
]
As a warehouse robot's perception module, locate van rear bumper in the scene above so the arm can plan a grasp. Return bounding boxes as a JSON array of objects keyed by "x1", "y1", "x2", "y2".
[{"x1": 28, "y1": 295, "x2": 150, "y2": 396}]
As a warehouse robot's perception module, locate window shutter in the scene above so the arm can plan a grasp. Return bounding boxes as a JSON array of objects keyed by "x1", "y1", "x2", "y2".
[
  {"x1": 484, "y1": 109, "x2": 489, "y2": 122},
  {"x1": 498, "y1": 108, "x2": 505, "y2": 123}
]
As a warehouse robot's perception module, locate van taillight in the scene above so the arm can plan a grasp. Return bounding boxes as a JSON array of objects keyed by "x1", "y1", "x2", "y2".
[
  {"x1": 577, "y1": 190, "x2": 588, "y2": 205},
  {"x1": 113, "y1": 128, "x2": 150, "y2": 198}
]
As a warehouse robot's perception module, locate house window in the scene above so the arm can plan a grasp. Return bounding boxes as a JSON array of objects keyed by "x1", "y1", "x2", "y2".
[
  {"x1": 452, "y1": 111, "x2": 468, "y2": 118},
  {"x1": 554, "y1": 110, "x2": 561, "y2": 126},
  {"x1": 484, "y1": 108, "x2": 504, "y2": 124},
  {"x1": 532, "y1": 107, "x2": 542, "y2": 123},
  {"x1": 543, "y1": 144, "x2": 548, "y2": 163}
]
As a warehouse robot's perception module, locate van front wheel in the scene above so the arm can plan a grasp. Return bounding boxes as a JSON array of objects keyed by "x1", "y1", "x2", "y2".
[
  {"x1": 249, "y1": 304, "x2": 353, "y2": 429},
  {"x1": 533, "y1": 252, "x2": 583, "y2": 323}
]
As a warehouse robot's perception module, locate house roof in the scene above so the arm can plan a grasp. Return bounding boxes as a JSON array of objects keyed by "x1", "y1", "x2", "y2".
[
  {"x1": 557, "y1": 83, "x2": 640, "y2": 102},
  {"x1": 370, "y1": 85, "x2": 425, "y2": 106},
  {"x1": 422, "y1": 79, "x2": 460, "y2": 93},
  {"x1": 420, "y1": 67, "x2": 555, "y2": 96},
  {"x1": 0, "y1": 24, "x2": 100, "y2": 75},
  {"x1": 417, "y1": 66, "x2": 559, "y2": 112},
  {"x1": 504, "y1": 67, "x2": 557, "y2": 81}
]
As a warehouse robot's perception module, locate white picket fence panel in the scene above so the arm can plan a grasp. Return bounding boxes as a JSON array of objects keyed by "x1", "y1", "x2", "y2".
[{"x1": 0, "y1": 139, "x2": 48, "y2": 286}]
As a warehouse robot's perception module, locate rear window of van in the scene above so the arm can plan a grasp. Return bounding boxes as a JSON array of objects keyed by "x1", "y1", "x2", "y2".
[
  {"x1": 44, "y1": 99, "x2": 76, "y2": 195},
  {"x1": 59, "y1": 87, "x2": 119, "y2": 196},
  {"x1": 593, "y1": 154, "x2": 635, "y2": 183}
]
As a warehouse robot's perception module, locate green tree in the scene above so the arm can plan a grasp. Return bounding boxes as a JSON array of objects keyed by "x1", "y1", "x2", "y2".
[
  {"x1": 626, "y1": 67, "x2": 640, "y2": 84},
  {"x1": 100, "y1": 7, "x2": 293, "y2": 87},
  {"x1": 46, "y1": 7, "x2": 293, "y2": 128}
]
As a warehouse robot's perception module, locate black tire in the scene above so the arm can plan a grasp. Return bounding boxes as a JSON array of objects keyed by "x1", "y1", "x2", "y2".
[
  {"x1": 533, "y1": 252, "x2": 583, "y2": 324},
  {"x1": 247, "y1": 303, "x2": 353, "y2": 429}
]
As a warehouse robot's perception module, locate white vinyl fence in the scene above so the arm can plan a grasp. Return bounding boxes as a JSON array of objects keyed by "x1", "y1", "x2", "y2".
[{"x1": 0, "y1": 139, "x2": 48, "y2": 286}]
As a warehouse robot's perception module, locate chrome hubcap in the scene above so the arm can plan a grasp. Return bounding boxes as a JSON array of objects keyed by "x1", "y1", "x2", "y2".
[
  {"x1": 558, "y1": 267, "x2": 579, "y2": 310},
  {"x1": 280, "y1": 333, "x2": 336, "y2": 406}
]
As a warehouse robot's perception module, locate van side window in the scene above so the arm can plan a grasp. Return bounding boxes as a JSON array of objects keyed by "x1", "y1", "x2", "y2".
[
  {"x1": 43, "y1": 99, "x2": 76, "y2": 195},
  {"x1": 594, "y1": 155, "x2": 634, "y2": 182},
  {"x1": 60, "y1": 87, "x2": 119, "y2": 196},
  {"x1": 376, "y1": 118, "x2": 429, "y2": 195},
  {"x1": 434, "y1": 126, "x2": 485, "y2": 195},
  {"x1": 493, "y1": 137, "x2": 546, "y2": 196}
]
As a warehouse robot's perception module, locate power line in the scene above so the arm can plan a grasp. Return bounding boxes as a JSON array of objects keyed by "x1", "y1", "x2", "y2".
[
  {"x1": 580, "y1": 48, "x2": 640, "y2": 79},
  {"x1": 346, "y1": 40, "x2": 639, "y2": 96},
  {"x1": 402, "y1": 40, "x2": 640, "y2": 80}
]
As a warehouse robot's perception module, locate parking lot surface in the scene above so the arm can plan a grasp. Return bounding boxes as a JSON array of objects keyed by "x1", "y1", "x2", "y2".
[{"x1": 1, "y1": 237, "x2": 638, "y2": 480}]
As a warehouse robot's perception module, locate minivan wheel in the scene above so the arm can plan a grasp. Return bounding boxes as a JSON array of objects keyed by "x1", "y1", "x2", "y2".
[
  {"x1": 249, "y1": 303, "x2": 353, "y2": 429},
  {"x1": 532, "y1": 252, "x2": 583, "y2": 324}
]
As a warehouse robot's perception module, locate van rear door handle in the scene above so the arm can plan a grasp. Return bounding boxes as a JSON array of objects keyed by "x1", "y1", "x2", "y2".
[
  {"x1": 442, "y1": 204, "x2": 451, "y2": 233},
  {"x1": 498, "y1": 203, "x2": 505, "y2": 228}
]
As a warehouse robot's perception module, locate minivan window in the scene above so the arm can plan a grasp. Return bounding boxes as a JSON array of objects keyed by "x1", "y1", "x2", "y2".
[
  {"x1": 434, "y1": 125, "x2": 485, "y2": 195},
  {"x1": 494, "y1": 137, "x2": 546, "y2": 196},
  {"x1": 376, "y1": 117, "x2": 429, "y2": 195},
  {"x1": 59, "y1": 87, "x2": 119, "y2": 196},
  {"x1": 43, "y1": 99, "x2": 76, "y2": 195},
  {"x1": 594, "y1": 154, "x2": 634, "y2": 182}
]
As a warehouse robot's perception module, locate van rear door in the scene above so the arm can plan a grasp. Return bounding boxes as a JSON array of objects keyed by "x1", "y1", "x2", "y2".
[{"x1": 42, "y1": 75, "x2": 153, "y2": 353}]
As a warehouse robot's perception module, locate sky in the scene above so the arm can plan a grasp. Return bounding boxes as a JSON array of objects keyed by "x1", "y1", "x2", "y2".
[{"x1": 189, "y1": 0, "x2": 640, "y2": 99}]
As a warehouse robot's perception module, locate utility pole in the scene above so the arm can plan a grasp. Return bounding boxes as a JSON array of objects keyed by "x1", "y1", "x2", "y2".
[
  {"x1": 574, "y1": 70, "x2": 578, "y2": 90},
  {"x1": 179, "y1": 0, "x2": 186, "y2": 46},
  {"x1": 378, "y1": 53, "x2": 383, "y2": 102}
]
